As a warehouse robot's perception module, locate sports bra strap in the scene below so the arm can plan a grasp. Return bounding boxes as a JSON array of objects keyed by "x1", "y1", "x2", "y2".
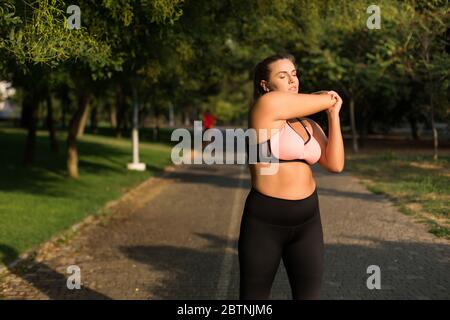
[
  {"x1": 296, "y1": 118, "x2": 309, "y2": 131},
  {"x1": 294, "y1": 118, "x2": 311, "y2": 142}
]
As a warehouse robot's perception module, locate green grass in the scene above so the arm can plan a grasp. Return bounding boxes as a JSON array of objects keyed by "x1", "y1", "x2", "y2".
[
  {"x1": 0, "y1": 127, "x2": 174, "y2": 264},
  {"x1": 345, "y1": 150, "x2": 450, "y2": 239}
]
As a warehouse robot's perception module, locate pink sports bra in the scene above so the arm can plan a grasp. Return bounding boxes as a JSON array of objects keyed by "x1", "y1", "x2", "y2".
[{"x1": 251, "y1": 118, "x2": 322, "y2": 165}]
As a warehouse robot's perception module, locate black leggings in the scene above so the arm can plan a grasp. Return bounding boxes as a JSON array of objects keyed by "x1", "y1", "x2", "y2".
[{"x1": 238, "y1": 186, "x2": 324, "y2": 300}]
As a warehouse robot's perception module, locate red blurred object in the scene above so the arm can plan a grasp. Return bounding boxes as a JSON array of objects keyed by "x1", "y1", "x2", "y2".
[{"x1": 203, "y1": 111, "x2": 215, "y2": 129}]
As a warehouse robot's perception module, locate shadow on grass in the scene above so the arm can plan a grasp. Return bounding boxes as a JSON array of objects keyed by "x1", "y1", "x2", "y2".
[
  {"x1": 0, "y1": 129, "x2": 167, "y2": 197},
  {"x1": 0, "y1": 244, "x2": 111, "y2": 300}
]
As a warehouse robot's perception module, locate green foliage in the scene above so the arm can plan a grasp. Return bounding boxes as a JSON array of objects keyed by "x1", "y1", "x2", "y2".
[
  {"x1": 0, "y1": 0, "x2": 112, "y2": 72},
  {"x1": 0, "y1": 0, "x2": 448, "y2": 127}
]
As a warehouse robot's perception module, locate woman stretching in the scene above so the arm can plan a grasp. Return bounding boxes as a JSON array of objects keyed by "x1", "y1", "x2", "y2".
[{"x1": 239, "y1": 53, "x2": 344, "y2": 300}]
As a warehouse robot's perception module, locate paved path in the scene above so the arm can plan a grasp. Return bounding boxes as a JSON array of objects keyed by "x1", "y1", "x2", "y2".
[{"x1": 0, "y1": 158, "x2": 449, "y2": 299}]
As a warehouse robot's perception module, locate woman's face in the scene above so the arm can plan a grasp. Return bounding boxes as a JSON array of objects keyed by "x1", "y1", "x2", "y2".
[{"x1": 260, "y1": 59, "x2": 300, "y2": 94}]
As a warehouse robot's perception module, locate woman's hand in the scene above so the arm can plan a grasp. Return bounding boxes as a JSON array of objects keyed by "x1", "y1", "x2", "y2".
[{"x1": 326, "y1": 91, "x2": 342, "y2": 116}]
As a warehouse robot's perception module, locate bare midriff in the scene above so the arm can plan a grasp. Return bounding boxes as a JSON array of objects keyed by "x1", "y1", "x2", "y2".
[{"x1": 249, "y1": 162, "x2": 316, "y2": 200}]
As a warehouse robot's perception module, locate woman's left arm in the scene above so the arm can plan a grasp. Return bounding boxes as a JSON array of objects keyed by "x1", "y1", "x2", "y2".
[
  {"x1": 309, "y1": 91, "x2": 345, "y2": 173},
  {"x1": 324, "y1": 113, "x2": 345, "y2": 172}
]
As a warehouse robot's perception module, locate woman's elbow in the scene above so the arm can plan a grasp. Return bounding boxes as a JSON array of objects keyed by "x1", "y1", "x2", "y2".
[{"x1": 327, "y1": 164, "x2": 344, "y2": 173}]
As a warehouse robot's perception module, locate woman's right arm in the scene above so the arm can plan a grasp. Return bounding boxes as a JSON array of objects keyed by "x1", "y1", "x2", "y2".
[{"x1": 254, "y1": 91, "x2": 337, "y2": 121}]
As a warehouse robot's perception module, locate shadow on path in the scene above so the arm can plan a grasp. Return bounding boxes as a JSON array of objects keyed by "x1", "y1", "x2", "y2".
[
  {"x1": 0, "y1": 244, "x2": 111, "y2": 300},
  {"x1": 119, "y1": 233, "x2": 450, "y2": 299}
]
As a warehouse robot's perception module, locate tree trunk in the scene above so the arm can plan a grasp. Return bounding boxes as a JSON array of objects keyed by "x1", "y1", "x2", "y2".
[
  {"x1": 349, "y1": 96, "x2": 359, "y2": 153},
  {"x1": 67, "y1": 93, "x2": 89, "y2": 179},
  {"x1": 169, "y1": 103, "x2": 174, "y2": 127},
  {"x1": 60, "y1": 87, "x2": 70, "y2": 130},
  {"x1": 153, "y1": 106, "x2": 160, "y2": 141},
  {"x1": 109, "y1": 103, "x2": 117, "y2": 129},
  {"x1": 90, "y1": 104, "x2": 98, "y2": 134},
  {"x1": 61, "y1": 101, "x2": 66, "y2": 130},
  {"x1": 408, "y1": 114, "x2": 420, "y2": 140},
  {"x1": 184, "y1": 108, "x2": 190, "y2": 126},
  {"x1": 20, "y1": 92, "x2": 33, "y2": 129},
  {"x1": 77, "y1": 103, "x2": 89, "y2": 137},
  {"x1": 430, "y1": 93, "x2": 438, "y2": 160},
  {"x1": 360, "y1": 112, "x2": 369, "y2": 149},
  {"x1": 23, "y1": 91, "x2": 38, "y2": 166},
  {"x1": 123, "y1": 107, "x2": 130, "y2": 132},
  {"x1": 115, "y1": 86, "x2": 126, "y2": 138},
  {"x1": 46, "y1": 92, "x2": 59, "y2": 153},
  {"x1": 193, "y1": 104, "x2": 198, "y2": 122}
]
